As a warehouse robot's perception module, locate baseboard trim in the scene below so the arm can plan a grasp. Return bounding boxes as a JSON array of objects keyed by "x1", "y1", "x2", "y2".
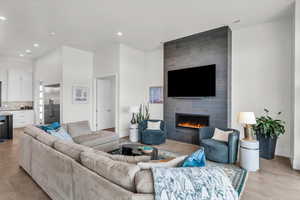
[{"x1": 292, "y1": 158, "x2": 300, "y2": 170}]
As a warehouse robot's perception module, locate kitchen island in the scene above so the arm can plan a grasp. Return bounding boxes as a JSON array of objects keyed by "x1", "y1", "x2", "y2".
[{"x1": 0, "y1": 112, "x2": 13, "y2": 140}]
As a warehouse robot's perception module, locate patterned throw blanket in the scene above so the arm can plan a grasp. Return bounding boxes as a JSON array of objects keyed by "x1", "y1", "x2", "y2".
[{"x1": 152, "y1": 166, "x2": 238, "y2": 200}]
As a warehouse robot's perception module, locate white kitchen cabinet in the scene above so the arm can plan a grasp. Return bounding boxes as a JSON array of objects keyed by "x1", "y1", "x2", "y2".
[
  {"x1": 21, "y1": 71, "x2": 33, "y2": 101},
  {"x1": 7, "y1": 69, "x2": 22, "y2": 101},
  {"x1": 7, "y1": 69, "x2": 33, "y2": 101},
  {"x1": 11, "y1": 110, "x2": 34, "y2": 128}
]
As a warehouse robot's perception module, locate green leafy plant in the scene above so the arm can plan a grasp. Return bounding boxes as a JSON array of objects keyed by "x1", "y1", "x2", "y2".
[
  {"x1": 130, "y1": 104, "x2": 150, "y2": 124},
  {"x1": 253, "y1": 108, "x2": 285, "y2": 138}
]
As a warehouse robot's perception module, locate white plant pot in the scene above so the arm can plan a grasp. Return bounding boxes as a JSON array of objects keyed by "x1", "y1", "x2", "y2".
[
  {"x1": 129, "y1": 123, "x2": 138, "y2": 142},
  {"x1": 129, "y1": 124, "x2": 138, "y2": 129}
]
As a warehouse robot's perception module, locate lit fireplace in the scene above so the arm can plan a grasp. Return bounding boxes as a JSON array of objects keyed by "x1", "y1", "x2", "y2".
[{"x1": 176, "y1": 113, "x2": 209, "y2": 129}]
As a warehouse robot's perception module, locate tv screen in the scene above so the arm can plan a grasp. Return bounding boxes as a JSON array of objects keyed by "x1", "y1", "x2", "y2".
[{"x1": 168, "y1": 65, "x2": 216, "y2": 97}]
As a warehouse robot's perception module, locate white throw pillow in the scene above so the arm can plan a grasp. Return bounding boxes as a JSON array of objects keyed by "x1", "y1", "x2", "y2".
[
  {"x1": 147, "y1": 121, "x2": 161, "y2": 130},
  {"x1": 137, "y1": 155, "x2": 187, "y2": 169},
  {"x1": 212, "y1": 128, "x2": 233, "y2": 142}
]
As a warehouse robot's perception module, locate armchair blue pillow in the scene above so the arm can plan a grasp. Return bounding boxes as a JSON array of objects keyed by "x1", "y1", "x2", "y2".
[{"x1": 182, "y1": 147, "x2": 206, "y2": 167}]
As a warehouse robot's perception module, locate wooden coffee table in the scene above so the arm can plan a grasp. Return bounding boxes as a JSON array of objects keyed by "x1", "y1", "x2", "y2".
[{"x1": 121, "y1": 144, "x2": 158, "y2": 160}]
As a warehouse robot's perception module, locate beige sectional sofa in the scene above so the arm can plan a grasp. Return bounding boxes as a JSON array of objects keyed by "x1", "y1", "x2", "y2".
[{"x1": 19, "y1": 124, "x2": 156, "y2": 200}]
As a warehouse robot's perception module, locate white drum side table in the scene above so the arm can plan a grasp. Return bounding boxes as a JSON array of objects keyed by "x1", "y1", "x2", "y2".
[{"x1": 240, "y1": 139, "x2": 259, "y2": 172}]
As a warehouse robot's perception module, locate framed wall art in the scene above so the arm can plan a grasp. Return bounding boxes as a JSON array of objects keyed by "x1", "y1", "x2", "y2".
[{"x1": 149, "y1": 86, "x2": 163, "y2": 104}]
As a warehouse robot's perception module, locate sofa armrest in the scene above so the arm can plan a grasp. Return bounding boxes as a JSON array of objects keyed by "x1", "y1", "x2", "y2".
[{"x1": 228, "y1": 131, "x2": 240, "y2": 163}]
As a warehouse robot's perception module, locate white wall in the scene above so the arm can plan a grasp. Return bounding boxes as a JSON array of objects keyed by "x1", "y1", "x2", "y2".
[
  {"x1": 93, "y1": 43, "x2": 164, "y2": 136},
  {"x1": 292, "y1": 1, "x2": 300, "y2": 169},
  {"x1": 0, "y1": 56, "x2": 33, "y2": 71},
  {"x1": 34, "y1": 49, "x2": 62, "y2": 123},
  {"x1": 232, "y1": 17, "x2": 293, "y2": 157},
  {"x1": 119, "y1": 44, "x2": 147, "y2": 137},
  {"x1": 61, "y1": 46, "x2": 93, "y2": 124},
  {"x1": 34, "y1": 49, "x2": 62, "y2": 85},
  {"x1": 34, "y1": 46, "x2": 93, "y2": 126},
  {"x1": 145, "y1": 47, "x2": 164, "y2": 120},
  {"x1": 93, "y1": 43, "x2": 120, "y2": 77},
  {"x1": 93, "y1": 43, "x2": 120, "y2": 131}
]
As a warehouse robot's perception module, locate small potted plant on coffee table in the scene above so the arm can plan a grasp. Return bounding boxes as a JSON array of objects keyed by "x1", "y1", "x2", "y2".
[{"x1": 253, "y1": 108, "x2": 285, "y2": 159}]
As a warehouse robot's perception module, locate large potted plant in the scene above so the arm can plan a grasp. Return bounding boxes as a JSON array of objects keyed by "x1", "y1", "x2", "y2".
[
  {"x1": 129, "y1": 104, "x2": 150, "y2": 142},
  {"x1": 253, "y1": 108, "x2": 285, "y2": 159}
]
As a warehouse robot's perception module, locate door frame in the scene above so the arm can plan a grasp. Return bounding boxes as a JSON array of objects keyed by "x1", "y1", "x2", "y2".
[{"x1": 94, "y1": 74, "x2": 118, "y2": 132}]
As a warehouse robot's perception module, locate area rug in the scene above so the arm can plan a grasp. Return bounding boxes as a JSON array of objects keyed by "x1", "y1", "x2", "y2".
[
  {"x1": 110, "y1": 144, "x2": 248, "y2": 197},
  {"x1": 157, "y1": 149, "x2": 248, "y2": 197}
]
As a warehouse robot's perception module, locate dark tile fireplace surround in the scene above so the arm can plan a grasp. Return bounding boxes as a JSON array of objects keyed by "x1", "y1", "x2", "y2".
[{"x1": 164, "y1": 26, "x2": 232, "y2": 145}]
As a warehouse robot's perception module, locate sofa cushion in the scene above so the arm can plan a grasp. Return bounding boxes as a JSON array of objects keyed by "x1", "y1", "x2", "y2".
[
  {"x1": 135, "y1": 170, "x2": 154, "y2": 194},
  {"x1": 80, "y1": 151, "x2": 140, "y2": 192},
  {"x1": 92, "y1": 140, "x2": 120, "y2": 152},
  {"x1": 67, "y1": 121, "x2": 91, "y2": 138},
  {"x1": 54, "y1": 140, "x2": 93, "y2": 162},
  {"x1": 36, "y1": 134, "x2": 58, "y2": 147},
  {"x1": 24, "y1": 125, "x2": 46, "y2": 138},
  {"x1": 73, "y1": 131, "x2": 118, "y2": 147},
  {"x1": 72, "y1": 162, "x2": 135, "y2": 200}
]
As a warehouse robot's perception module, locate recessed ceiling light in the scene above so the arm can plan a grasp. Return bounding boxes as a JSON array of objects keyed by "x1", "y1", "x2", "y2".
[
  {"x1": 0, "y1": 16, "x2": 7, "y2": 21},
  {"x1": 19, "y1": 54, "x2": 24, "y2": 57},
  {"x1": 25, "y1": 49, "x2": 32, "y2": 54},
  {"x1": 117, "y1": 32, "x2": 123, "y2": 36},
  {"x1": 233, "y1": 19, "x2": 241, "y2": 24},
  {"x1": 50, "y1": 31, "x2": 56, "y2": 36},
  {"x1": 33, "y1": 43, "x2": 39, "y2": 47}
]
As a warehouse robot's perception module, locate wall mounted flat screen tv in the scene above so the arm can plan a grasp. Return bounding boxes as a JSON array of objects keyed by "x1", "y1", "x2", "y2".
[{"x1": 168, "y1": 65, "x2": 216, "y2": 97}]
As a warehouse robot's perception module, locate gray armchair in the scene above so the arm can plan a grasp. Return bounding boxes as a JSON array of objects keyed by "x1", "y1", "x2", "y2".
[
  {"x1": 138, "y1": 120, "x2": 166, "y2": 145},
  {"x1": 199, "y1": 127, "x2": 240, "y2": 164}
]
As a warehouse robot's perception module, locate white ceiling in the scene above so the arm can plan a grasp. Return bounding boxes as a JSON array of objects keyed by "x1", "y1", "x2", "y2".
[{"x1": 0, "y1": 0, "x2": 293, "y2": 59}]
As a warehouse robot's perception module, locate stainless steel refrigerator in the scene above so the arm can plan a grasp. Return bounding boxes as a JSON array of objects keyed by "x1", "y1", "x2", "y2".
[{"x1": 44, "y1": 84, "x2": 60, "y2": 124}]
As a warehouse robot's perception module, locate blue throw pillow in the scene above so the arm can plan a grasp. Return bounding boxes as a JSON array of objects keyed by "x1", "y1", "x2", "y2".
[
  {"x1": 50, "y1": 122, "x2": 61, "y2": 130},
  {"x1": 48, "y1": 127, "x2": 73, "y2": 142},
  {"x1": 38, "y1": 122, "x2": 61, "y2": 132},
  {"x1": 182, "y1": 147, "x2": 206, "y2": 167}
]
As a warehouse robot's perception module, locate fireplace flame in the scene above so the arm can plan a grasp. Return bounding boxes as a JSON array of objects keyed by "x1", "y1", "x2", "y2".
[{"x1": 178, "y1": 122, "x2": 207, "y2": 129}]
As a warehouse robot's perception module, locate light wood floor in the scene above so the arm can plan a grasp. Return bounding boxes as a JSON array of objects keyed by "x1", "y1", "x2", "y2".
[{"x1": 0, "y1": 129, "x2": 299, "y2": 200}]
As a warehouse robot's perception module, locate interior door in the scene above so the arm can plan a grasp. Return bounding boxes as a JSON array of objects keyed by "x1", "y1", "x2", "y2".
[{"x1": 97, "y1": 78, "x2": 114, "y2": 130}]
